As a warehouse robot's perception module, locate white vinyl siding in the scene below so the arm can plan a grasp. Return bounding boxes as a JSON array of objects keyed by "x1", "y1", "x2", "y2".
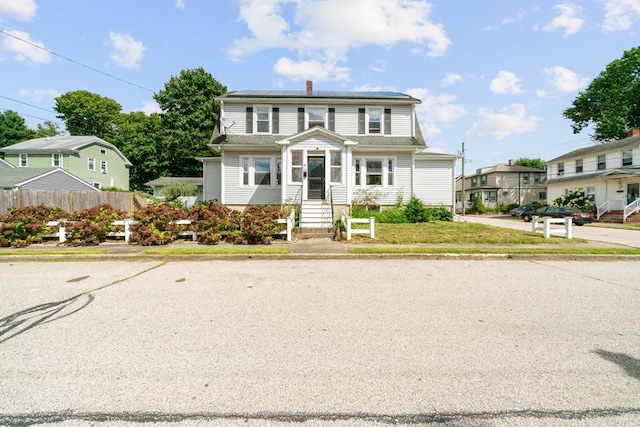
[{"x1": 414, "y1": 159, "x2": 455, "y2": 206}]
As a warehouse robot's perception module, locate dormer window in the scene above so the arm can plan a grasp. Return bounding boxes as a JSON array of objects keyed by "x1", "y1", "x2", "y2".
[{"x1": 359, "y1": 107, "x2": 391, "y2": 134}]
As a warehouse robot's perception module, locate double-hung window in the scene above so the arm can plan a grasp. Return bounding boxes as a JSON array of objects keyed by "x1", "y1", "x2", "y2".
[
  {"x1": 290, "y1": 151, "x2": 303, "y2": 183},
  {"x1": 523, "y1": 173, "x2": 530, "y2": 184},
  {"x1": 597, "y1": 154, "x2": 606, "y2": 170},
  {"x1": 307, "y1": 107, "x2": 326, "y2": 128},
  {"x1": 100, "y1": 160, "x2": 108, "y2": 174},
  {"x1": 19, "y1": 153, "x2": 28, "y2": 167},
  {"x1": 52, "y1": 153, "x2": 61, "y2": 167},
  {"x1": 575, "y1": 159, "x2": 583, "y2": 173},
  {"x1": 88, "y1": 157, "x2": 95, "y2": 171},
  {"x1": 368, "y1": 108, "x2": 382, "y2": 134},
  {"x1": 256, "y1": 106, "x2": 270, "y2": 133},
  {"x1": 557, "y1": 162, "x2": 564, "y2": 177},
  {"x1": 366, "y1": 159, "x2": 382, "y2": 185},
  {"x1": 330, "y1": 151, "x2": 341, "y2": 183},
  {"x1": 534, "y1": 173, "x2": 541, "y2": 184},
  {"x1": 622, "y1": 149, "x2": 633, "y2": 166}
]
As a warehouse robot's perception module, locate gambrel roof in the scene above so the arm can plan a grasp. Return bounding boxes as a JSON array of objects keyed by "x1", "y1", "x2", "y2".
[{"x1": 1, "y1": 135, "x2": 133, "y2": 167}]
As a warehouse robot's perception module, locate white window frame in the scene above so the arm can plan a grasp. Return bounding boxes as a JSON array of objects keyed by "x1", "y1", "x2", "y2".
[
  {"x1": 557, "y1": 162, "x2": 564, "y2": 177},
  {"x1": 330, "y1": 150, "x2": 342, "y2": 184},
  {"x1": 307, "y1": 106, "x2": 327, "y2": 129},
  {"x1": 353, "y1": 156, "x2": 396, "y2": 188},
  {"x1": 240, "y1": 155, "x2": 281, "y2": 187},
  {"x1": 88, "y1": 157, "x2": 96, "y2": 171},
  {"x1": 290, "y1": 150, "x2": 303, "y2": 184},
  {"x1": 254, "y1": 105, "x2": 271, "y2": 134},
  {"x1": 367, "y1": 107, "x2": 382, "y2": 134},
  {"x1": 575, "y1": 158, "x2": 583, "y2": 173},
  {"x1": 100, "y1": 160, "x2": 108, "y2": 174},
  {"x1": 19, "y1": 153, "x2": 28, "y2": 167},
  {"x1": 51, "y1": 153, "x2": 62, "y2": 167},
  {"x1": 597, "y1": 154, "x2": 606, "y2": 170},
  {"x1": 622, "y1": 149, "x2": 633, "y2": 167}
]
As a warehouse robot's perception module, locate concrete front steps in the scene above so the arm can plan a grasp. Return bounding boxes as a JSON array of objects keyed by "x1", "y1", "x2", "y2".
[{"x1": 299, "y1": 200, "x2": 334, "y2": 234}]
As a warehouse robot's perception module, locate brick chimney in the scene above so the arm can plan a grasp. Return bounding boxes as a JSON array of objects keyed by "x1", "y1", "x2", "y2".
[
  {"x1": 306, "y1": 80, "x2": 313, "y2": 96},
  {"x1": 508, "y1": 159, "x2": 515, "y2": 166},
  {"x1": 627, "y1": 128, "x2": 640, "y2": 137}
]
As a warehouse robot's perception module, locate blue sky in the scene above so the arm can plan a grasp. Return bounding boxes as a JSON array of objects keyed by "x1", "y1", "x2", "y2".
[{"x1": 1, "y1": 0, "x2": 638, "y2": 172}]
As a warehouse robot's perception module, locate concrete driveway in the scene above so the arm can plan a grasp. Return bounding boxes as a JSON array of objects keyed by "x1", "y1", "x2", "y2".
[
  {"x1": 461, "y1": 214, "x2": 640, "y2": 248},
  {"x1": 1, "y1": 259, "x2": 639, "y2": 426}
]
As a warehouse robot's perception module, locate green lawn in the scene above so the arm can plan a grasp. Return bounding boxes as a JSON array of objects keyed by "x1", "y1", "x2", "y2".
[{"x1": 345, "y1": 221, "x2": 582, "y2": 245}]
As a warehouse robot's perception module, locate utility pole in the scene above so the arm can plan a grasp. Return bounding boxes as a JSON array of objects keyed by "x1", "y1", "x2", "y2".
[{"x1": 460, "y1": 142, "x2": 466, "y2": 216}]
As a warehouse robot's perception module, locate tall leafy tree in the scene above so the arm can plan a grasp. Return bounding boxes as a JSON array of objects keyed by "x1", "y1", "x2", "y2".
[
  {"x1": 154, "y1": 67, "x2": 227, "y2": 177},
  {"x1": 112, "y1": 111, "x2": 169, "y2": 191},
  {"x1": 34, "y1": 121, "x2": 64, "y2": 138},
  {"x1": 563, "y1": 47, "x2": 640, "y2": 142},
  {"x1": 0, "y1": 110, "x2": 36, "y2": 148},
  {"x1": 54, "y1": 90, "x2": 122, "y2": 139},
  {"x1": 514, "y1": 157, "x2": 546, "y2": 170}
]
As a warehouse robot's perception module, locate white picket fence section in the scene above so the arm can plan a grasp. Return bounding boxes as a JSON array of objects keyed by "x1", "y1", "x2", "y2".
[
  {"x1": 38, "y1": 213, "x2": 296, "y2": 244},
  {"x1": 531, "y1": 216, "x2": 573, "y2": 239},
  {"x1": 341, "y1": 210, "x2": 375, "y2": 240}
]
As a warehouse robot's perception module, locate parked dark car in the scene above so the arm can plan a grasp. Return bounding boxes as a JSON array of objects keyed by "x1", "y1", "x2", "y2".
[
  {"x1": 509, "y1": 204, "x2": 538, "y2": 217},
  {"x1": 521, "y1": 205, "x2": 595, "y2": 225}
]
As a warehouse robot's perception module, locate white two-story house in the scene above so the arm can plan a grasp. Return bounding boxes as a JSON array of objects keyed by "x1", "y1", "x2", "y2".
[
  {"x1": 546, "y1": 128, "x2": 640, "y2": 222},
  {"x1": 199, "y1": 82, "x2": 459, "y2": 228}
]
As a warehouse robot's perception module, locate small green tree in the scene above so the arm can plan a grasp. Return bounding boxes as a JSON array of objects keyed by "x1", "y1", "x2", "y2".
[
  {"x1": 470, "y1": 196, "x2": 486, "y2": 214},
  {"x1": 404, "y1": 195, "x2": 429, "y2": 223}
]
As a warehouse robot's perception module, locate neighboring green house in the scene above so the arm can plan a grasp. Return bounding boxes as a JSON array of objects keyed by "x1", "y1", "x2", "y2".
[{"x1": 0, "y1": 135, "x2": 132, "y2": 190}]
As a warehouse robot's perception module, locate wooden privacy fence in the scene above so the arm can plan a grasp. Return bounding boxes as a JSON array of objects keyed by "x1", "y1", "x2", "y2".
[{"x1": 0, "y1": 189, "x2": 146, "y2": 215}]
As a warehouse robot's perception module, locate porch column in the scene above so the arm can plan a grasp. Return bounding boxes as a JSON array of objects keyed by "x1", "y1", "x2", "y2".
[
  {"x1": 344, "y1": 140, "x2": 357, "y2": 206},
  {"x1": 277, "y1": 140, "x2": 290, "y2": 204}
]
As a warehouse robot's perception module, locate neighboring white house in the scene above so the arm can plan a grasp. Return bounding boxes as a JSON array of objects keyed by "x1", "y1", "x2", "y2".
[
  {"x1": 198, "y1": 82, "x2": 459, "y2": 228},
  {"x1": 546, "y1": 128, "x2": 640, "y2": 222}
]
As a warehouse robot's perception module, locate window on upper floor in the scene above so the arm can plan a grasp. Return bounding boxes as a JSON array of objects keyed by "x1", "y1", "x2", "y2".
[
  {"x1": 88, "y1": 157, "x2": 95, "y2": 171},
  {"x1": 534, "y1": 173, "x2": 541, "y2": 184},
  {"x1": 19, "y1": 153, "x2": 28, "y2": 167},
  {"x1": 622, "y1": 149, "x2": 632, "y2": 166},
  {"x1": 557, "y1": 162, "x2": 564, "y2": 176},
  {"x1": 52, "y1": 153, "x2": 61, "y2": 167},
  {"x1": 470, "y1": 177, "x2": 478, "y2": 187},
  {"x1": 480, "y1": 174, "x2": 487, "y2": 185},
  {"x1": 597, "y1": 154, "x2": 606, "y2": 170},
  {"x1": 246, "y1": 106, "x2": 279, "y2": 134},
  {"x1": 575, "y1": 159, "x2": 583, "y2": 173},
  {"x1": 523, "y1": 173, "x2": 530, "y2": 184},
  {"x1": 358, "y1": 107, "x2": 391, "y2": 135},
  {"x1": 100, "y1": 160, "x2": 108, "y2": 174},
  {"x1": 307, "y1": 107, "x2": 326, "y2": 128}
]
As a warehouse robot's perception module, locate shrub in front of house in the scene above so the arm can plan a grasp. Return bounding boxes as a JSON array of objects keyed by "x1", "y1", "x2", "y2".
[
  {"x1": 553, "y1": 189, "x2": 595, "y2": 213},
  {"x1": 129, "y1": 202, "x2": 190, "y2": 246},
  {"x1": 469, "y1": 196, "x2": 487, "y2": 214},
  {"x1": 238, "y1": 204, "x2": 287, "y2": 245},
  {"x1": 65, "y1": 204, "x2": 127, "y2": 246},
  {"x1": 0, "y1": 204, "x2": 68, "y2": 247}
]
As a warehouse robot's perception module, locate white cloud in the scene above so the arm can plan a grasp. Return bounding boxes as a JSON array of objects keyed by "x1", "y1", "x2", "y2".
[
  {"x1": 442, "y1": 72, "x2": 462, "y2": 86},
  {"x1": 544, "y1": 3, "x2": 585, "y2": 36},
  {"x1": 229, "y1": 0, "x2": 451, "y2": 81},
  {"x1": 0, "y1": 0, "x2": 37, "y2": 22},
  {"x1": 109, "y1": 32, "x2": 146, "y2": 69},
  {"x1": 175, "y1": 0, "x2": 185, "y2": 10},
  {"x1": 405, "y1": 87, "x2": 468, "y2": 137},
  {"x1": 490, "y1": 71, "x2": 524, "y2": 94},
  {"x1": 1, "y1": 29, "x2": 51, "y2": 65},
  {"x1": 500, "y1": 10, "x2": 525, "y2": 25},
  {"x1": 273, "y1": 57, "x2": 350, "y2": 81},
  {"x1": 600, "y1": 0, "x2": 640, "y2": 32},
  {"x1": 465, "y1": 104, "x2": 541, "y2": 140},
  {"x1": 17, "y1": 88, "x2": 60, "y2": 101},
  {"x1": 371, "y1": 59, "x2": 386, "y2": 73},
  {"x1": 136, "y1": 101, "x2": 162, "y2": 115},
  {"x1": 543, "y1": 66, "x2": 589, "y2": 93}
]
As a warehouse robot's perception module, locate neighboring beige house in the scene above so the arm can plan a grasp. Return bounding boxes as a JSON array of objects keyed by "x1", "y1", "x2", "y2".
[
  {"x1": 1, "y1": 135, "x2": 132, "y2": 190},
  {"x1": 200, "y1": 82, "x2": 459, "y2": 229},
  {"x1": 546, "y1": 128, "x2": 640, "y2": 222},
  {"x1": 456, "y1": 160, "x2": 547, "y2": 209}
]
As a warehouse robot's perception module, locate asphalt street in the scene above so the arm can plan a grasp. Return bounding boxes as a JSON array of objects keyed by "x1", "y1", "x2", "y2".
[{"x1": 1, "y1": 259, "x2": 639, "y2": 426}]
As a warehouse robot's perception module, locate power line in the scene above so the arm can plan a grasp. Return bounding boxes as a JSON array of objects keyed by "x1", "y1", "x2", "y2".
[
  {"x1": 0, "y1": 95, "x2": 56, "y2": 113},
  {"x1": 0, "y1": 29, "x2": 154, "y2": 93},
  {"x1": 0, "y1": 107, "x2": 58, "y2": 123}
]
